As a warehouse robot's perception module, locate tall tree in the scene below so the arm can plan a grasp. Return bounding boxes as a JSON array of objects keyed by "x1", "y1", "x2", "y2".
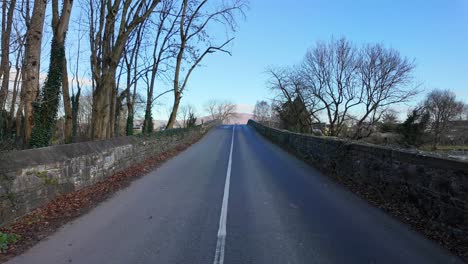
[
  {"x1": 56, "y1": 0, "x2": 74, "y2": 144},
  {"x1": 29, "y1": 0, "x2": 74, "y2": 147},
  {"x1": 21, "y1": 0, "x2": 48, "y2": 145},
  {"x1": 122, "y1": 21, "x2": 145, "y2": 136},
  {"x1": 70, "y1": 20, "x2": 85, "y2": 141},
  {"x1": 165, "y1": 0, "x2": 245, "y2": 128},
  {"x1": 302, "y1": 38, "x2": 361, "y2": 136},
  {"x1": 14, "y1": 1, "x2": 30, "y2": 142},
  {"x1": 142, "y1": 0, "x2": 179, "y2": 134},
  {"x1": 9, "y1": 45, "x2": 23, "y2": 124},
  {"x1": 353, "y1": 44, "x2": 417, "y2": 138},
  {"x1": 424, "y1": 89, "x2": 465, "y2": 149},
  {"x1": 0, "y1": 0, "x2": 17, "y2": 140},
  {"x1": 88, "y1": 0, "x2": 161, "y2": 140}
]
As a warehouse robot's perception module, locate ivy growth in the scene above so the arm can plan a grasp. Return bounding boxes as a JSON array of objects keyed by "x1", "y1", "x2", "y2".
[
  {"x1": 29, "y1": 36, "x2": 65, "y2": 148},
  {"x1": 142, "y1": 109, "x2": 153, "y2": 134},
  {"x1": 126, "y1": 113, "x2": 134, "y2": 136},
  {"x1": 0, "y1": 232, "x2": 20, "y2": 253},
  {"x1": 71, "y1": 85, "x2": 81, "y2": 139}
]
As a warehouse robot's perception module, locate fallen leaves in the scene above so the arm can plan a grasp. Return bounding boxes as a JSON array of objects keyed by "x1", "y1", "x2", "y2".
[{"x1": 0, "y1": 133, "x2": 204, "y2": 263}]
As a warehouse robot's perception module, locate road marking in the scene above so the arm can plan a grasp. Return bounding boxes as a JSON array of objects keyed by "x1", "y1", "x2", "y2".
[{"x1": 213, "y1": 125, "x2": 235, "y2": 264}]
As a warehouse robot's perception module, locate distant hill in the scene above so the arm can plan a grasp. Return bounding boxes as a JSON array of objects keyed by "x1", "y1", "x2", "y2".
[
  {"x1": 134, "y1": 112, "x2": 254, "y2": 130},
  {"x1": 228, "y1": 112, "x2": 254, "y2": 124},
  {"x1": 199, "y1": 112, "x2": 253, "y2": 125}
]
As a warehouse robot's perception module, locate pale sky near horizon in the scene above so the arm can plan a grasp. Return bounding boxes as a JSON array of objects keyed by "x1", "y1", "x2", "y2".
[{"x1": 156, "y1": 0, "x2": 468, "y2": 119}]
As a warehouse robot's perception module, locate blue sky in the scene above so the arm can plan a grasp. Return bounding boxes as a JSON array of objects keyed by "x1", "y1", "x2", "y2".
[{"x1": 171, "y1": 0, "x2": 468, "y2": 118}]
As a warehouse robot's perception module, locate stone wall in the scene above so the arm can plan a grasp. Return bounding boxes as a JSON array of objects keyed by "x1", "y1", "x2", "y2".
[
  {"x1": 248, "y1": 120, "x2": 468, "y2": 240},
  {"x1": 0, "y1": 124, "x2": 216, "y2": 226}
]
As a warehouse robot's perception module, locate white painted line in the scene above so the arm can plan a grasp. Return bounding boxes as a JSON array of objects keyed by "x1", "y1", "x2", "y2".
[{"x1": 213, "y1": 125, "x2": 235, "y2": 264}]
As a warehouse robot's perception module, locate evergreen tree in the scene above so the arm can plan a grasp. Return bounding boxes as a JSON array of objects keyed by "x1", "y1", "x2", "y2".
[
  {"x1": 277, "y1": 96, "x2": 311, "y2": 133},
  {"x1": 399, "y1": 107, "x2": 430, "y2": 147}
]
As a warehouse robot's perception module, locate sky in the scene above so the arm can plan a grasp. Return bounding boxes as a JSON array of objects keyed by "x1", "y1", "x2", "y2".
[{"x1": 165, "y1": 0, "x2": 468, "y2": 119}]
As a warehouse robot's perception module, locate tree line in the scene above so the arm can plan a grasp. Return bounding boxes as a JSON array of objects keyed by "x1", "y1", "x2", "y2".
[
  {"x1": 0, "y1": 0, "x2": 246, "y2": 150},
  {"x1": 255, "y1": 37, "x2": 467, "y2": 149}
]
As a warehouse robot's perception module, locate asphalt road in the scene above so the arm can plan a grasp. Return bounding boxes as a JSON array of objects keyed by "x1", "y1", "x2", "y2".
[{"x1": 8, "y1": 125, "x2": 462, "y2": 264}]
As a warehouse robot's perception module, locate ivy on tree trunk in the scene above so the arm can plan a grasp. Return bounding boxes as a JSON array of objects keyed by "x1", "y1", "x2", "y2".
[
  {"x1": 29, "y1": 36, "x2": 65, "y2": 148},
  {"x1": 126, "y1": 113, "x2": 134, "y2": 136},
  {"x1": 142, "y1": 109, "x2": 153, "y2": 134},
  {"x1": 71, "y1": 88, "x2": 80, "y2": 139}
]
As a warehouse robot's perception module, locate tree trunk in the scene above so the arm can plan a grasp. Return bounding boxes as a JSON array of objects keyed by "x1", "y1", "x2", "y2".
[
  {"x1": 88, "y1": 0, "x2": 160, "y2": 140},
  {"x1": 0, "y1": 0, "x2": 17, "y2": 140},
  {"x1": 15, "y1": 81, "x2": 25, "y2": 142},
  {"x1": 0, "y1": 0, "x2": 16, "y2": 109},
  {"x1": 29, "y1": 0, "x2": 73, "y2": 147},
  {"x1": 71, "y1": 87, "x2": 80, "y2": 140},
  {"x1": 166, "y1": 91, "x2": 181, "y2": 129},
  {"x1": 126, "y1": 103, "x2": 134, "y2": 136},
  {"x1": 62, "y1": 56, "x2": 72, "y2": 143},
  {"x1": 142, "y1": 99, "x2": 153, "y2": 133},
  {"x1": 22, "y1": 0, "x2": 48, "y2": 145},
  {"x1": 57, "y1": 0, "x2": 73, "y2": 143},
  {"x1": 91, "y1": 69, "x2": 115, "y2": 140},
  {"x1": 9, "y1": 48, "x2": 22, "y2": 123},
  {"x1": 166, "y1": 41, "x2": 184, "y2": 130},
  {"x1": 29, "y1": 36, "x2": 64, "y2": 147},
  {"x1": 7, "y1": 64, "x2": 21, "y2": 135},
  {"x1": 108, "y1": 85, "x2": 116, "y2": 138},
  {"x1": 125, "y1": 82, "x2": 134, "y2": 136},
  {"x1": 114, "y1": 94, "x2": 123, "y2": 136}
]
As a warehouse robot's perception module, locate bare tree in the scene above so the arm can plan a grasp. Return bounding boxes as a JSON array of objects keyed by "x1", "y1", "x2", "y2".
[
  {"x1": 142, "y1": 0, "x2": 179, "y2": 134},
  {"x1": 204, "y1": 99, "x2": 236, "y2": 124},
  {"x1": 270, "y1": 37, "x2": 418, "y2": 138},
  {"x1": 424, "y1": 89, "x2": 465, "y2": 149},
  {"x1": 69, "y1": 17, "x2": 87, "y2": 141},
  {"x1": 0, "y1": 0, "x2": 17, "y2": 117},
  {"x1": 204, "y1": 99, "x2": 218, "y2": 120},
  {"x1": 179, "y1": 103, "x2": 196, "y2": 128},
  {"x1": 14, "y1": 1, "x2": 30, "y2": 142},
  {"x1": 253, "y1": 100, "x2": 270, "y2": 124},
  {"x1": 217, "y1": 100, "x2": 236, "y2": 124},
  {"x1": 88, "y1": 0, "x2": 161, "y2": 140},
  {"x1": 0, "y1": 0, "x2": 253, "y2": 147},
  {"x1": 353, "y1": 44, "x2": 417, "y2": 138},
  {"x1": 301, "y1": 38, "x2": 361, "y2": 136},
  {"x1": 76, "y1": 93, "x2": 94, "y2": 139},
  {"x1": 29, "y1": 0, "x2": 74, "y2": 147},
  {"x1": 21, "y1": 0, "x2": 48, "y2": 144},
  {"x1": 52, "y1": 0, "x2": 75, "y2": 144},
  {"x1": 165, "y1": 0, "x2": 246, "y2": 128},
  {"x1": 122, "y1": 21, "x2": 146, "y2": 136},
  {"x1": 8, "y1": 22, "x2": 26, "y2": 132}
]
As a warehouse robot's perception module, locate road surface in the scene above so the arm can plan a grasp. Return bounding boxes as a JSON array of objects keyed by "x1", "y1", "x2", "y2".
[{"x1": 8, "y1": 125, "x2": 462, "y2": 264}]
